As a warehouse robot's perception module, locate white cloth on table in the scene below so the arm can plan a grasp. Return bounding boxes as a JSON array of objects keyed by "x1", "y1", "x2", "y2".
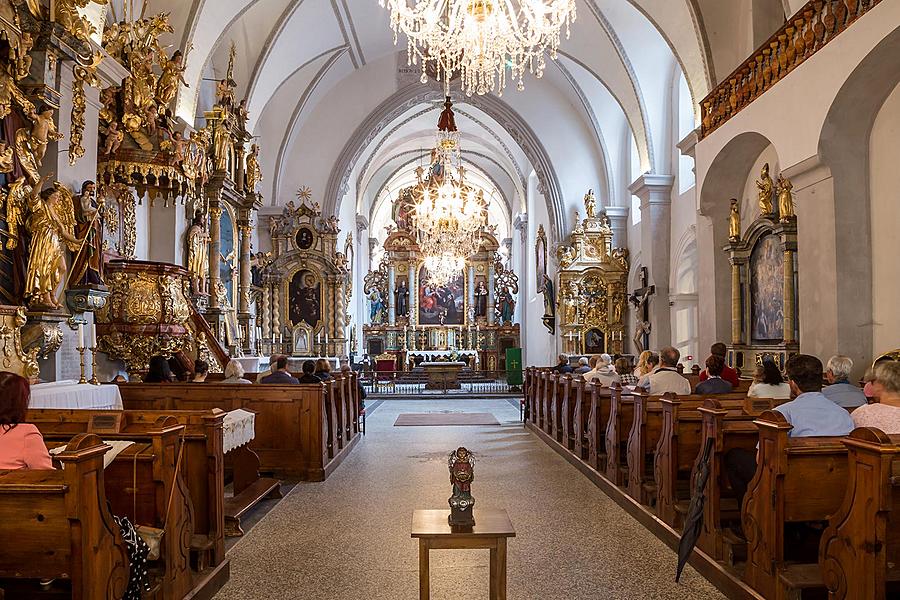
[
  {"x1": 50, "y1": 440, "x2": 134, "y2": 469},
  {"x1": 222, "y1": 409, "x2": 256, "y2": 454},
  {"x1": 30, "y1": 382, "x2": 123, "y2": 410}
]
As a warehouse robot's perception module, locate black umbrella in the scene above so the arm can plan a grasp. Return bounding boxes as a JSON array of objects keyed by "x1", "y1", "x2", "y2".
[{"x1": 676, "y1": 436, "x2": 715, "y2": 582}]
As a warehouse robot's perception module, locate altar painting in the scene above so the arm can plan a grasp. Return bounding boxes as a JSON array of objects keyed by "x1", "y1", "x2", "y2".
[
  {"x1": 750, "y1": 234, "x2": 784, "y2": 341},
  {"x1": 584, "y1": 328, "x2": 605, "y2": 354},
  {"x1": 289, "y1": 270, "x2": 321, "y2": 327},
  {"x1": 418, "y1": 266, "x2": 464, "y2": 326}
]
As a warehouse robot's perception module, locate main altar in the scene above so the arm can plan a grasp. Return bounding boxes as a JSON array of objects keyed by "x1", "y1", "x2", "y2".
[{"x1": 362, "y1": 229, "x2": 520, "y2": 372}]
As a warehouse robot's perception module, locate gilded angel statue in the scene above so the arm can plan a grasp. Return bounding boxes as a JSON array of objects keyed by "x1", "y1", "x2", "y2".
[
  {"x1": 10, "y1": 176, "x2": 81, "y2": 309},
  {"x1": 156, "y1": 47, "x2": 191, "y2": 109},
  {"x1": 15, "y1": 104, "x2": 63, "y2": 185}
]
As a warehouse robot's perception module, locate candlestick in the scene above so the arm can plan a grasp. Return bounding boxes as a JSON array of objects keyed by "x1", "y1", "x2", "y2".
[
  {"x1": 88, "y1": 347, "x2": 100, "y2": 385},
  {"x1": 76, "y1": 346, "x2": 87, "y2": 384}
]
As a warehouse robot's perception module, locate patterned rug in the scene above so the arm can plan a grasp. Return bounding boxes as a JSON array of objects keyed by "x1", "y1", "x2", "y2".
[{"x1": 393, "y1": 412, "x2": 500, "y2": 426}]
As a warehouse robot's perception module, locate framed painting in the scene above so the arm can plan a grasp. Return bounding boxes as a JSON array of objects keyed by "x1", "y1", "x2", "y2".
[
  {"x1": 749, "y1": 234, "x2": 784, "y2": 342},
  {"x1": 289, "y1": 269, "x2": 321, "y2": 327},
  {"x1": 535, "y1": 224, "x2": 547, "y2": 290},
  {"x1": 418, "y1": 265, "x2": 465, "y2": 326}
]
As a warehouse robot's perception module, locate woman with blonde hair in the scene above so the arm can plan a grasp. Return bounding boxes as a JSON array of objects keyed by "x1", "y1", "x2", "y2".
[
  {"x1": 633, "y1": 350, "x2": 652, "y2": 377},
  {"x1": 222, "y1": 359, "x2": 251, "y2": 384}
]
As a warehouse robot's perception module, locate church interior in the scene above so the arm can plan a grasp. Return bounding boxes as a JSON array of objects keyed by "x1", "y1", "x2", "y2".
[{"x1": 0, "y1": 0, "x2": 898, "y2": 598}]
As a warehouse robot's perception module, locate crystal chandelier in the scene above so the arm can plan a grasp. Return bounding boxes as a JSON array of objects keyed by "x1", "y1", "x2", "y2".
[
  {"x1": 411, "y1": 97, "x2": 487, "y2": 286},
  {"x1": 380, "y1": 0, "x2": 577, "y2": 96}
]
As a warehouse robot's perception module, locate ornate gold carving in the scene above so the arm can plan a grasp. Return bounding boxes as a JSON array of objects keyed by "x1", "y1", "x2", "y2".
[
  {"x1": 729, "y1": 198, "x2": 741, "y2": 242},
  {"x1": 777, "y1": 175, "x2": 795, "y2": 222},
  {"x1": 0, "y1": 306, "x2": 40, "y2": 379},
  {"x1": 757, "y1": 163, "x2": 774, "y2": 215},
  {"x1": 125, "y1": 273, "x2": 162, "y2": 323},
  {"x1": 69, "y1": 54, "x2": 102, "y2": 166}
]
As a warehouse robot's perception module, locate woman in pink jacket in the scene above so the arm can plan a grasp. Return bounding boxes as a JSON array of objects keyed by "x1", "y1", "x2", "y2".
[{"x1": 0, "y1": 371, "x2": 52, "y2": 470}]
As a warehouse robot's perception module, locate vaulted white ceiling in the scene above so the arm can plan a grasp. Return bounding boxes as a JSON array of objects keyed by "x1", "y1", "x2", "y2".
[{"x1": 104, "y1": 0, "x2": 747, "y2": 233}]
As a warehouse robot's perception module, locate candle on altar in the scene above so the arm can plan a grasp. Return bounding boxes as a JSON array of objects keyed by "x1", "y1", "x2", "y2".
[
  {"x1": 325, "y1": 333, "x2": 329, "y2": 346},
  {"x1": 317, "y1": 332, "x2": 321, "y2": 344},
  {"x1": 90, "y1": 323, "x2": 96, "y2": 347},
  {"x1": 77, "y1": 324, "x2": 84, "y2": 348},
  {"x1": 279, "y1": 333, "x2": 283, "y2": 344}
]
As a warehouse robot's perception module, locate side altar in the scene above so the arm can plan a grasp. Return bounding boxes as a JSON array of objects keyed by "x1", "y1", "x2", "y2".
[
  {"x1": 362, "y1": 229, "x2": 520, "y2": 372},
  {"x1": 556, "y1": 191, "x2": 630, "y2": 356}
]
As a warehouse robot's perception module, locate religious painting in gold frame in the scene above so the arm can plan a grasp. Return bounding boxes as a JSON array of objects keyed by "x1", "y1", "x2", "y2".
[
  {"x1": 288, "y1": 269, "x2": 322, "y2": 328},
  {"x1": 417, "y1": 264, "x2": 465, "y2": 326}
]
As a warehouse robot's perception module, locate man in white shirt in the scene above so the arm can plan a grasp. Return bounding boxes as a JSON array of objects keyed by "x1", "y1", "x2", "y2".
[{"x1": 639, "y1": 346, "x2": 691, "y2": 395}]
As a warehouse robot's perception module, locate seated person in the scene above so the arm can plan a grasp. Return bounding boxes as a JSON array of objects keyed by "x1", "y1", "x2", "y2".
[
  {"x1": 341, "y1": 364, "x2": 366, "y2": 410},
  {"x1": 698, "y1": 342, "x2": 740, "y2": 388},
  {"x1": 260, "y1": 356, "x2": 299, "y2": 384},
  {"x1": 747, "y1": 360, "x2": 791, "y2": 399},
  {"x1": 694, "y1": 355, "x2": 734, "y2": 395},
  {"x1": 725, "y1": 354, "x2": 854, "y2": 508},
  {"x1": 314, "y1": 358, "x2": 333, "y2": 381},
  {"x1": 222, "y1": 359, "x2": 252, "y2": 384},
  {"x1": 852, "y1": 361, "x2": 900, "y2": 433},
  {"x1": 144, "y1": 355, "x2": 173, "y2": 383},
  {"x1": 614, "y1": 358, "x2": 638, "y2": 385},
  {"x1": 573, "y1": 357, "x2": 591, "y2": 375},
  {"x1": 638, "y1": 347, "x2": 691, "y2": 395},
  {"x1": 297, "y1": 360, "x2": 322, "y2": 384},
  {"x1": 635, "y1": 353, "x2": 661, "y2": 390},
  {"x1": 585, "y1": 358, "x2": 621, "y2": 387},
  {"x1": 255, "y1": 354, "x2": 282, "y2": 384},
  {"x1": 633, "y1": 350, "x2": 652, "y2": 378},
  {"x1": 0, "y1": 371, "x2": 53, "y2": 470},
  {"x1": 191, "y1": 360, "x2": 209, "y2": 383},
  {"x1": 168, "y1": 357, "x2": 189, "y2": 382},
  {"x1": 553, "y1": 355, "x2": 573, "y2": 374},
  {"x1": 822, "y1": 355, "x2": 867, "y2": 409}
]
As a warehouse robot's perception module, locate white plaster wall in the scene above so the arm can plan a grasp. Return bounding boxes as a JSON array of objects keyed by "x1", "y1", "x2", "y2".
[
  {"x1": 524, "y1": 172, "x2": 556, "y2": 367},
  {"x1": 869, "y1": 81, "x2": 900, "y2": 356}
]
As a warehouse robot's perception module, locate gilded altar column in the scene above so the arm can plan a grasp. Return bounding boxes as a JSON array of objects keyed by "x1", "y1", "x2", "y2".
[
  {"x1": 408, "y1": 263, "x2": 416, "y2": 323},
  {"x1": 467, "y1": 265, "x2": 475, "y2": 320},
  {"x1": 783, "y1": 249, "x2": 795, "y2": 343},
  {"x1": 388, "y1": 264, "x2": 396, "y2": 326},
  {"x1": 238, "y1": 223, "x2": 252, "y2": 314},
  {"x1": 208, "y1": 205, "x2": 223, "y2": 310},
  {"x1": 271, "y1": 279, "x2": 281, "y2": 344},
  {"x1": 261, "y1": 283, "x2": 271, "y2": 340},
  {"x1": 731, "y1": 261, "x2": 742, "y2": 345},
  {"x1": 487, "y1": 266, "x2": 496, "y2": 325},
  {"x1": 335, "y1": 277, "x2": 346, "y2": 355}
]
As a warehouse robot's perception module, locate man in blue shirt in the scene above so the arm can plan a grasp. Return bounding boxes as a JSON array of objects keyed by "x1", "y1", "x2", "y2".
[
  {"x1": 724, "y1": 354, "x2": 854, "y2": 513},
  {"x1": 822, "y1": 355, "x2": 867, "y2": 408}
]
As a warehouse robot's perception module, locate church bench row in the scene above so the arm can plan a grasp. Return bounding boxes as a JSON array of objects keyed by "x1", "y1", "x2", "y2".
[
  {"x1": 524, "y1": 367, "x2": 899, "y2": 599},
  {"x1": 116, "y1": 374, "x2": 362, "y2": 481},
  {"x1": 0, "y1": 434, "x2": 130, "y2": 600}
]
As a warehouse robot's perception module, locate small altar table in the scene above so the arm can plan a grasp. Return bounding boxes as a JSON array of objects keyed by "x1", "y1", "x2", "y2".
[
  {"x1": 411, "y1": 508, "x2": 516, "y2": 600},
  {"x1": 422, "y1": 361, "x2": 465, "y2": 390},
  {"x1": 30, "y1": 381, "x2": 123, "y2": 410}
]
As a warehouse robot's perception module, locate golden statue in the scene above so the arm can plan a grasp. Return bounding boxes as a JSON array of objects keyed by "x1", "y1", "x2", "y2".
[
  {"x1": 728, "y1": 198, "x2": 741, "y2": 242},
  {"x1": 245, "y1": 143, "x2": 262, "y2": 190},
  {"x1": 756, "y1": 162, "x2": 774, "y2": 215},
  {"x1": 777, "y1": 175, "x2": 795, "y2": 222},
  {"x1": 54, "y1": 0, "x2": 108, "y2": 42},
  {"x1": 21, "y1": 178, "x2": 80, "y2": 309},
  {"x1": 156, "y1": 47, "x2": 190, "y2": 109},
  {"x1": 186, "y1": 210, "x2": 209, "y2": 295},
  {"x1": 16, "y1": 104, "x2": 63, "y2": 184},
  {"x1": 584, "y1": 188, "x2": 597, "y2": 219}
]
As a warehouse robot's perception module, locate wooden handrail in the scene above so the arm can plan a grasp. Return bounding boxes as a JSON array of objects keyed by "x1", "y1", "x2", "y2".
[{"x1": 700, "y1": 0, "x2": 883, "y2": 139}]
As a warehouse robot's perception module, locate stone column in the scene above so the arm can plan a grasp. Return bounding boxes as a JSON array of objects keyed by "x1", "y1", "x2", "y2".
[
  {"x1": 387, "y1": 264, "x2": 396, "y2": 325},
  {"x1": 208, "y1": 205, "x2": 222, "y2": 310},
  {"x1": 487, "y1": 266, "x2": 496, "y2": 325},
  {"x1": 730, "y1": 261, "x2": 742, "y2": 345},
  {"x1": 238, "y1": 223, "x2": 252, "y2": 314},
  {"x1": 604, "y1": 206, "x2": 630, "y2": 249},
  {"x1": 408, "y1": 263, "x2": 416, "y2": 322},
  {"x1": 628, "y1": 174, "x2": 675, "y2": 349}
]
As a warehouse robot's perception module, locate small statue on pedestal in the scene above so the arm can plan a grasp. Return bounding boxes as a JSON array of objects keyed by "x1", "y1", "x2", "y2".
[{"x1": 448, "y1": 446, "x2": 476, "y2": 527}]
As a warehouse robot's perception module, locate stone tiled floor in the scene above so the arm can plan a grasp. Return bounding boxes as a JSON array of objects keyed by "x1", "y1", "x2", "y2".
[{"x1": 213, "y1": 399, "x2": 725, "y2": 599}]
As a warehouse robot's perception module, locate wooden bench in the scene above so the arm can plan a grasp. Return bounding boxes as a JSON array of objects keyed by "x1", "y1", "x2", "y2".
[
  {"x1": 118, "y1": 379, "x2": 360, "y2": 480},
  {"x1": 605, "y1": 384, "x2": 636, "y2": 485},
  {"x1": 743, "y1": 411, "x2": 850, "y2": 599},
  {"x1": 586, "y1": 385, "x2": 612, "y2": 472},
  {"x1": 0, "y1": 434, "x2": 130, "y2": 600},
  {"x1": 777, "y1": 427, "x2": 900, "y2": 600}
]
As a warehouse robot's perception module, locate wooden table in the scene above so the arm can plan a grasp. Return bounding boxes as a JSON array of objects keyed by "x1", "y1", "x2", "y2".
[
  {"x1": 411, "y1": 508, "x2": 516, "y2": 599},
  {"x1": 422, "y1": 361, "x2": 466, "y2": 390}
]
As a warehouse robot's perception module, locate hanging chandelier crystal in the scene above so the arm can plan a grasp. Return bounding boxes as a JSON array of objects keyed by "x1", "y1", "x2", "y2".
[
  {"x1": 411, "y1": 97, "x2": 488, "y2": 286},
  {"x1": 379, "y1": 0, "x2": 577, "y2": 96}
]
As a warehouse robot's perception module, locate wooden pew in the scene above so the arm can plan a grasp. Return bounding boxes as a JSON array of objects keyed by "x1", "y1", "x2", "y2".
[
  {"x1": 586, "y1": 385, "x2": 612, "y2": 472},
  {"x1": 0, "y1": 434, "x2": 130, "y2": 600},
  {"x1": 742, "y1": 411, "x2": 850, "y2": 599},
  {"x1": 28, "y1": 408, "x2": 236, "y2": 563},
  {"x1": 799, "y1": 428, "x2": 900, "y2": 600},
  {"x1": 605, "y1": 383, "x2": 635, "y2": 485},
  {"x1": 654, "y1": 396, "x2": 783, "y2": 528},
  {"x1": 118, "y1": 379, "x2": 360, "y2": 481}
]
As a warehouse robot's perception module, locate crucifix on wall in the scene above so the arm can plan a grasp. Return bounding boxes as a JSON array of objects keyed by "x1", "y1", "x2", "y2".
[{"x1": 629, "y1": 267, "x2": 655, "y2": 354}]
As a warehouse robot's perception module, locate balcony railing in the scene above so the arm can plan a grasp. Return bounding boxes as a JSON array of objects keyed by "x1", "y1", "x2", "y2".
[{"x1": 700, "y1": 0, "x2": 883, "y2": 139}]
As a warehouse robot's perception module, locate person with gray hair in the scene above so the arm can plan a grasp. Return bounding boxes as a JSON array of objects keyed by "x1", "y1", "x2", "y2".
[
  {"x1": 822, "y1": 354, "x2": 866, "y2": 408},
  {"x1": 574, "y1": 357, "x2": 591, "y2": 375},
  {"x1": 640, "y1": 346, "x2": 691, "y2": 395},
  {"x1": 222, "y1": 359, "x2": 251, "y2": 384}
]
